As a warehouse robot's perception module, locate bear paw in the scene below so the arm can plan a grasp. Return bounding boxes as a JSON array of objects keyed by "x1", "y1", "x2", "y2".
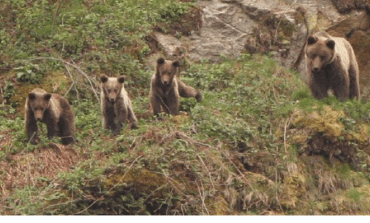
[
  {"x1": 28, "y1": 137, "x2": 39, "y2": 145},
  {"x1": 29, "y1": 139, "x2": 38, "y2": 145},
  {"x1": 131, "y1": 122, "x2": 138, "y2": 129}
]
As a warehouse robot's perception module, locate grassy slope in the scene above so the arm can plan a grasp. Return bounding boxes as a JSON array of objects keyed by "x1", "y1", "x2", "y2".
[{"x1": 1, "y1": 0, "x2": 370, "y2": 215}]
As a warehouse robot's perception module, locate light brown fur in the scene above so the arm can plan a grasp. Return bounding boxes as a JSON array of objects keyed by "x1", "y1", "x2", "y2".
[
  {"x1": 100, "y1": 75, "x2": 138, "y2": 134},
  {"x1": 305, "y1": 31, "x2": 360, "y2": 101},
  {"x1": 150, "y1": 57, "x2": 202, "y2": 117},
  {"x1": 25, "y1": 88, "x2": 75, "y2": 145}
]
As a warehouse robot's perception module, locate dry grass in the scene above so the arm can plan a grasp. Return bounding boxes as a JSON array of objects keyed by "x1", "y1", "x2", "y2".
[{"x1": 0, "y1": 143, "x2": 84, "y2": 199}]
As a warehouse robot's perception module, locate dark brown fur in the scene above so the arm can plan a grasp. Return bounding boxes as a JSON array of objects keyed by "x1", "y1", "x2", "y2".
[
  {"x1": 150, "y1": 57, "x2": 202, "y2": 116},
  {"x1": 305, "y1": 31, "x2": 360, "y2": 101},
  {"x1": 100, "y1": 75, "x2": 138, "y2": 135},
  {"x1": 25, "y1": 88, "x2": 75, "y2": 145}
]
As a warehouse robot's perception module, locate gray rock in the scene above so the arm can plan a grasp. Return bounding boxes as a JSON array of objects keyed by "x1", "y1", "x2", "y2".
[
  {"x1": 152, "y1": 0, "x2": 370, "y2": 89},
  {"x1": 153, "y1": 32, "x2": 184, "y2": 59}
]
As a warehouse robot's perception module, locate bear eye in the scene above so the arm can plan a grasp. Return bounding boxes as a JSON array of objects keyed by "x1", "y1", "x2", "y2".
[
  {"x1": 311, "y1": 54, "x2": 317, "y2": 59},
  {"x1": 321, "y1": 55, "x2": 326, "y2": 60},
  {"x1": 107, "y1": 89, "x2": 111, "y2": 93}
]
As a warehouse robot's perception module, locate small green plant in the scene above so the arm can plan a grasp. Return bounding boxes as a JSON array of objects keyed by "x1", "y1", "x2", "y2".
[
  {"x1": 2, "y1": 81, "x2": 16, "y2": 106},
  {"x1": 14, "y1": 63, "x2": 43, "y2": 84}
]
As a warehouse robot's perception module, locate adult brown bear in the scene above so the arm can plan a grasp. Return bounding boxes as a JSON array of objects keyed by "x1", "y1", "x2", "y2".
[{"x1": 305, "y1": 31, "x2": 360, "y2": 101}]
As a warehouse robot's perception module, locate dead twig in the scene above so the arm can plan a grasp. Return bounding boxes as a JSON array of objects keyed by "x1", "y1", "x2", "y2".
[
  {"x1": 157, "y1": 170, "x2": 185, "y2": 196},
  {"x1": 22, "y1": 57, "x2": 100, "y2": 103},
  {"x1": 155, "y1": 91, "x2": 171, "y2": 115},
  {"x1": 197, "y1": 154, "x2": 216, "y2": 192},
  {"x1": 70, "y1": 60, "x2": 99, "y2": 102},
  {"x1": 74, "y1": 197, "x2": 103, "y2": 215},
  {"x1": 283, "y1": 116, "x2": 292, "y2": 153},
  {"x1": 43, "y1": 198, "x2": 81, "y2": 211},
  {"x1": 196, "y1": 181, "x2": 209, "y2": 215},
  {"x1": 63, "y1": 63, "x2": 79, "y2": 101},
  {"x1": 273, "y1": 18, "x2": 282, "y2": 46}
]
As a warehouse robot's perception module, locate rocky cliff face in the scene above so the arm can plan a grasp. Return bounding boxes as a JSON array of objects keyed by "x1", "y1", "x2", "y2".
[{"x1": 154, "y1": 0, "x2": 370, "y2": 96}]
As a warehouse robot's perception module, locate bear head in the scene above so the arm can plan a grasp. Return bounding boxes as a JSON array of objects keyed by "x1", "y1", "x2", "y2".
[
  {"x1": 100, "y1": 75, "x2": 125, "y2": 103},
  {"x1": 28, "y1": 91, "x2": 52, "y2": 121},
  {"x1": 306, "y1": 35, "x2": 335, "y2": 73},
  {"x1": 156, "y1": 57, "x2": 180, "y2": 85}
]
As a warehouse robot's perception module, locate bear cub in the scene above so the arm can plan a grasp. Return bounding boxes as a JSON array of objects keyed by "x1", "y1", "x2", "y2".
[
  {"x1": 25, "y1": 88, "x2": 75, "y2": 145},
  {"x1": 100, "y1": 75, "x2": 138, "y2": 134},
  {"x1": 150, "y1": 57, "x2": 202, "y2": 117},
  {"x1": 305, "y1": 31, "x2": 360, "y2": 101}
]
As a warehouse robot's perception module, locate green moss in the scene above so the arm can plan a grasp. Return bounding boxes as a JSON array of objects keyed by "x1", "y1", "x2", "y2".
[
  {"x1": 104, "y1": 168, "x2": 167, "y2": 192},
  {"x1": 347, "y1": 188, "x2": 363, "y2": 202},
  {"x1": 293, "y1": 106, "x2": 345, "y2": 137}
]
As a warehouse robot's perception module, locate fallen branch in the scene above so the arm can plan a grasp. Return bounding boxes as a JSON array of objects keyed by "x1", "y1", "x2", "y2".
[{"x1": 22, "y1": 57, "x2": 100, "y2": 103}]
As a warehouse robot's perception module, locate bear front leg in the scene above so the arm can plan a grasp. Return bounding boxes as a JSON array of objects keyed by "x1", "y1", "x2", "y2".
[
  {"x1": 114, "y1": 100, "x2": 128, "y2": 135},
  {"x1": 59, "y1": 116, "x2": 75, "y2": 145},
  {"x1": 46, "y1": 115, "x2": 58, "y2": 140},
  {"x1": 308, "y1": 72, "x2": 329, "y2": 100},
  {"x1": 332, "y1": 72, "x2": 350, "y2": 101},
  {"x1": 348, "y1": 65, "x2": 360, "y2": 99},
  {"x1": 166, "y1": 92, "x2": 179, "y2": 115},
  {"x1": 178, "y1": 80, "x2": 202, "y2": 102},
  {"x1": 103, "y1": 102, "x2": 116, "y2": 132},
  {"x1": 150, "y1": 92, "x2": 164, "y2": 117},
  {"x1": 310, "y1": 86, "x2": 328, "y2": 100},
  {"x1": 127, "y1": 104, "x2": 138, "y2": 129},
  {"x1": 26, "y1": 110, "x2": 38, "y2": 145}
]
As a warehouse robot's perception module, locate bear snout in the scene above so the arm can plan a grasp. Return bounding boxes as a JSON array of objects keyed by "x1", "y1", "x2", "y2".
[
  {"x1": 109, "y1": 98, "x2": 116, "y2": 103},
  {"x1": 161, "y1": 79, "x2": 171, "y2": 85},
  {"x1": 161, "y1": 75, "x2": 171, "y2": 85},
  {"x1": 312, "y1": 67, "x2": 320, "y2": 73},
  {"x1": 34, "y1": 110, "x2": 44, "y2": 121}
]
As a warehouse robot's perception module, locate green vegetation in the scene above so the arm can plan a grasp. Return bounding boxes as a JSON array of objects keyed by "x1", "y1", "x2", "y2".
[{"x1": 1, "y1": 0, "x2": 370, "y2": 215}]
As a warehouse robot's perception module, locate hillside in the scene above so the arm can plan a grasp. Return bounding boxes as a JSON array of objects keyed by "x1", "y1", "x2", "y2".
[{"x1": 1, "y1": 0, "x2": 370, "y2": 215}]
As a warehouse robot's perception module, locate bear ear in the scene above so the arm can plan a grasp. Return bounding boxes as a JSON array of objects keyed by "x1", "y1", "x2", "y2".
[
  {"x1": 28, "y1": 92, "x2": 36, "y2": 100},
  {"x1": 172, "y1": 61, "x2": 180, "y2": 67},
  {"x1": 118, "y1": 76, "x2": 125, "y2": 83},
  {"x1": 326, "y1": 39, "x2": 335, "y2": 50},
  {"x1": 157, "y1": 57, "x2": 165, "y2": 65},
  {"x1": 100, "y1": 75, "x2": 108, "y2": 83},
  {"x1": 44, "y1": 93, "x2": 52, "y2": 101},
  {"x1": 307, "y1": 35, "x2": 317, "y2": 45}
]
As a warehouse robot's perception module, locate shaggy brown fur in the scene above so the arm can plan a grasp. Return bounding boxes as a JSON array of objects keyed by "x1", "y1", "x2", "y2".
[
  {"x1": 25, "y1": 88, "x2": 75, "y2": 145},
  {"x1": 150, "y1": 57, "x2": 202, "y2": 117},
  {"x1": 100, "y1": 75, "x2": 138, "y2": 134},
  {"x1": 305, "y1": 31, "x2": 360, "y2": 101}
]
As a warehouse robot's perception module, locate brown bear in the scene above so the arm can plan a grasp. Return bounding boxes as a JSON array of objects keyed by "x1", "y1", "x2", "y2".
[
  {"x1": 305, "y1": 31, "x2": 360, "y2": 101},
  {"x1": 25, "y1": 88, "x2": 75, "y2": 145},
  {"x1": 100, "y1": 75, "x2": 138, "y2": 134},
  {"x1": 150, "y1": 57, "x2": 202, "y2": 117}
]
